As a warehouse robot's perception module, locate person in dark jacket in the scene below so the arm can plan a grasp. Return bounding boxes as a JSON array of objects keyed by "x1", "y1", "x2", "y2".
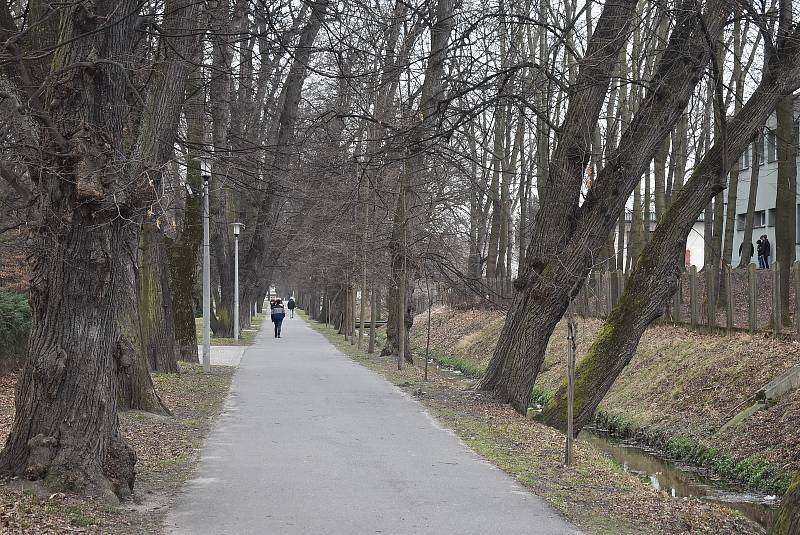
[
  {"x1": 287, "y1": 297, "x2": 296, "y2": 318},
  {"x1": 271, "y1": 299, "x2": 286, "y2": 338},
  {"x1": 761, "y1": 235, "x2": 771, "y2": 269},
  {"x1": 757, "y1": 238, "x2": 765, "y2": 269}
]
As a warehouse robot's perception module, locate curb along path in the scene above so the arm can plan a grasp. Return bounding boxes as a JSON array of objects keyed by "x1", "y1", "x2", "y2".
[{"x1": 165, "y1": 316, "x2": 581, "y2": 534}]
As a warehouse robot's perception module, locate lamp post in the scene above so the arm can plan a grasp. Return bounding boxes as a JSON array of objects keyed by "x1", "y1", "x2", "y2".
[
  {"x1": 232, "y1": 222, "x2": 244, "y2": 340},
  {"x1": 201, "y1": 156, "x2": 211, "y2": 372}
]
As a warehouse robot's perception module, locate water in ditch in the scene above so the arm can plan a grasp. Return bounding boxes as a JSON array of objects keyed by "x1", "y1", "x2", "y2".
[{"x1": 582, "y1": 430, "x2": 780, "y2": 529}]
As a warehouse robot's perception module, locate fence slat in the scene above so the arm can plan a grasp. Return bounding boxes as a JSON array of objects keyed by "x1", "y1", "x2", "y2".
[
  {"x1": 689, "y1": 266, "x2": 698, "y2": 328},
  {"x1": 672, "y1": 277, "x2": 682, "y2": 324},
  {"x1": 773, "y1": 261, "x2": 782, "y2": 336},
  {"x1": 725, "y1": 266, "x2": 734, "y2": 336},
  {"x1": 748, "y1": 263, "x2": 757, "y2": 333},
  {"x1": 706, "y1": 265, "x2": 717, "y2": 331},
  {"x1": 794, "y1": 262, "x2": 800, "y2": 337}
]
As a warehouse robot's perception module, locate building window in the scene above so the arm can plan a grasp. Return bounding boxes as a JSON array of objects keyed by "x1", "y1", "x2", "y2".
[
  {"x1": 767, "y1": 131, "x2": 777, "y2": 162},
  {"x1": 768, "y1": 208, "x2": 776, "y2": 227},
  {"x1": 740, "y1": 144, "x2": 750, "y2": 170},
  {"x1": 754, "y1": 210, "x2": 766, "y2": 228}
]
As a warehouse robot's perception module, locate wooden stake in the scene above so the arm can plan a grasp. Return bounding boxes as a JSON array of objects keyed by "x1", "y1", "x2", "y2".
[
  {"x1": 725, "y1": 266, "x2": 734, "y2": 336},
  {"x1": 748, "y1": 263, "x2": 757, "y2": 333},
  {"x1": 773, "y1": 260, "x2": 782, "y2": 336},
  {"x1": 689, "y1": 266, "x2": 698, "y2": 328},
  {"x1": 566, "y1": 302, "x2": 576, "y2": 467}
]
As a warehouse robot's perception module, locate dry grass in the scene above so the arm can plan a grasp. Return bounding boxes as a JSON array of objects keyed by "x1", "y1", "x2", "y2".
[{"x1": 410, "y1": 306, "x2": 800, "y2": 485}]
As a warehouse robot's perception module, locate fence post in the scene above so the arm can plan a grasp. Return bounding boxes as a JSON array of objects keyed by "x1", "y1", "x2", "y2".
[
  {"x1": 689, "y1": 266, "x2": 698, "y2": 328},
  {"x1": 748, "y1": 263, "x2": 757, "y2": 333},
  {"x1": 672, "y1": 276, "x2": 682, "y2": 324},
  {"x1": 706, "y1": 265, "x2": 716, "y2": 331},
  {"x1": 794, "y1": 262, "x2": 800, "y2": 337},
  {"x1": 774, "y1": 262, "x2": 781, "y2": 334},
  {"x1": 594, "y1": 271, "x2": 602, "y2": 317},
  {"x1": 725, "y1": 266, "x2": 734, "y2": 336},
  {"x1": 581, "y1": 280, "x2": 589, "y2": 318}
]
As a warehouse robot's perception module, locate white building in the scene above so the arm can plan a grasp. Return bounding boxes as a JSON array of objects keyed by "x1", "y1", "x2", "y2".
[{"x1": 730, "y1": 104, "x2": 800, "y2": 267}]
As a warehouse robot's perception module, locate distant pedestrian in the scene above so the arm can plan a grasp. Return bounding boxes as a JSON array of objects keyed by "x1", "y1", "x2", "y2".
[
  {"x1": 757, "y1": 238, "x2": 765, "y2": 269},
  {"x1": 271, "y1": 299, "x2": 286, "y2": 338},
  {"x1": 761, "y1": 235, "x2": 771, "y2": 269},
  {"x1": 287, "y1": 297, "x2": 296, "y2": 318}
]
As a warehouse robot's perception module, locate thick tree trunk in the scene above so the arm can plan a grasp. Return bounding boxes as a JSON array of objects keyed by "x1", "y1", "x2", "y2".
[
  {"x1": 138, "y1": 222, "x2": 179, "y2": 373},
  {"x1": 0, "y1": 0, "x2": 198, "y2": 499},
  {"x1": 165, "y1": 49, "x2": 204, "y2": 364},
  {"x1": 775, "y1": 94, "x2": 796, "y2": 324},
  {"x1": 0, "y1": 217, "x2": 137, "y2": 500}
]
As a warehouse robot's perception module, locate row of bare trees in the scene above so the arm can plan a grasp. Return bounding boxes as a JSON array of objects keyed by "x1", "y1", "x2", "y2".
[{"x1": 2, "y1": 0, "x2": 800, "y2": 529}]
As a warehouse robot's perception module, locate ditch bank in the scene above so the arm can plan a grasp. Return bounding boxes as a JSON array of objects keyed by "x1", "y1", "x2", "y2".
[{"x1": 409, "y1": 306, "x2": 800, "y2": 527}]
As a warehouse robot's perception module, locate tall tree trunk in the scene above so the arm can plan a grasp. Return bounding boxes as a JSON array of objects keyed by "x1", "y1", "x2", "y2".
[
  {"x1": 775, "y1": 94, "x2": 796, "y2": 324},
  {"x1": 739, "y1": 136, "x2": 762, "y2": 267},
  {"x1": 138, "y1": 222, "x2": 179, "y2": 373},
  {"x1": 0, "y1": 0, "x2": 199, "y2": 497}
]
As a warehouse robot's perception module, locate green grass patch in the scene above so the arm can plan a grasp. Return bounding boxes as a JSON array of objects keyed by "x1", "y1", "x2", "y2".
[{"x1": 427, "y1": 349, "x2": 484, "y2": 378}]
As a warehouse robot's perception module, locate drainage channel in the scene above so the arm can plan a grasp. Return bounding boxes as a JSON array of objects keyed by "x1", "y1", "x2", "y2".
[{"x1": 582, "y1": 430, "x2": 779, "y2": 529}]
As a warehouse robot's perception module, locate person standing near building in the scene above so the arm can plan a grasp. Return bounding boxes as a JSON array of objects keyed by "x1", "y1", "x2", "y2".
[
  {"x1": 757, "y1": 238, "x2": 765, "y2": 269},
  {"x1": 287, "y1": 297, "x2": 296, "y2": 318},
  {"x1": 761, "y1": 235, "x2": 771, "y2": 269},
  {"x1": 271, "y1": 299, "x2": 286, "y2": 338}
]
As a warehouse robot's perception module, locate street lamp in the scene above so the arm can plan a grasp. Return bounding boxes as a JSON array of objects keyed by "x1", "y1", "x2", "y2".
[
  {"x1": 232, "y1": 222, "x2": 245, "y2": 340},
  {"x1": 201, "y1": 156, "x2": 211, "y2": 372}
]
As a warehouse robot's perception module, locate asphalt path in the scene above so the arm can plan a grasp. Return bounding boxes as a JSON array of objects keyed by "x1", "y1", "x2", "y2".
[{"x1": 165, "y1": 315, "x2": 581, "y2": 534}]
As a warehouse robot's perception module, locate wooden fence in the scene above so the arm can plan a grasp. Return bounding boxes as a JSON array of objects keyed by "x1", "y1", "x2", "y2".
[{"x1": 415, "y1": 263, "x2": 800, "y2": 336}]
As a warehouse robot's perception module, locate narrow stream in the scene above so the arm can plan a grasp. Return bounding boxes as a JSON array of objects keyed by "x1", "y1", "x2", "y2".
[{"x1": 582, "y1": 430, "x2": 779, "y2": 529}]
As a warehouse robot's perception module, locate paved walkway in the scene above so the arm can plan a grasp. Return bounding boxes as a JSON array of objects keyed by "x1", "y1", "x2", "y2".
[
  {"x1": 196, "y1": 345, "x2": 246, "y2": 367},
  {"x1": 165, "y1": 317, "x2": 581, "y2": 534}
]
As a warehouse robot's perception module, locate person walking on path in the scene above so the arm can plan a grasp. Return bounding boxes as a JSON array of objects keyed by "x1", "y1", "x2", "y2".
[
  {"x1": 271, "y1": 299, "x2": 286, "y2": 338},
  {"x1": 287, "y1": 297, "x2": 296, "y2": 318}
]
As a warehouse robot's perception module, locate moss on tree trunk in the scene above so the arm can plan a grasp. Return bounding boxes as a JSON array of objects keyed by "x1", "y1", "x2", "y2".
[{"x1": 770, "y1": 473, "x2": 800, "y2": 534}]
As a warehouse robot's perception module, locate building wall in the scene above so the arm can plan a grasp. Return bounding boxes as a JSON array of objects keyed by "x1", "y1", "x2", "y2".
[{"x1": 729, "y1": 106, "x2": 800, "y2": 267}]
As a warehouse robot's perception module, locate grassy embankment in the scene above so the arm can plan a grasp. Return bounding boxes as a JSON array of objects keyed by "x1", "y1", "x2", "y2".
[
  {"x1": 409, "y1": 306, "x2": 799, "y2": 496},
  {"x1": 303, "y1": 309, "x2": 762, "y2": 535}
]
